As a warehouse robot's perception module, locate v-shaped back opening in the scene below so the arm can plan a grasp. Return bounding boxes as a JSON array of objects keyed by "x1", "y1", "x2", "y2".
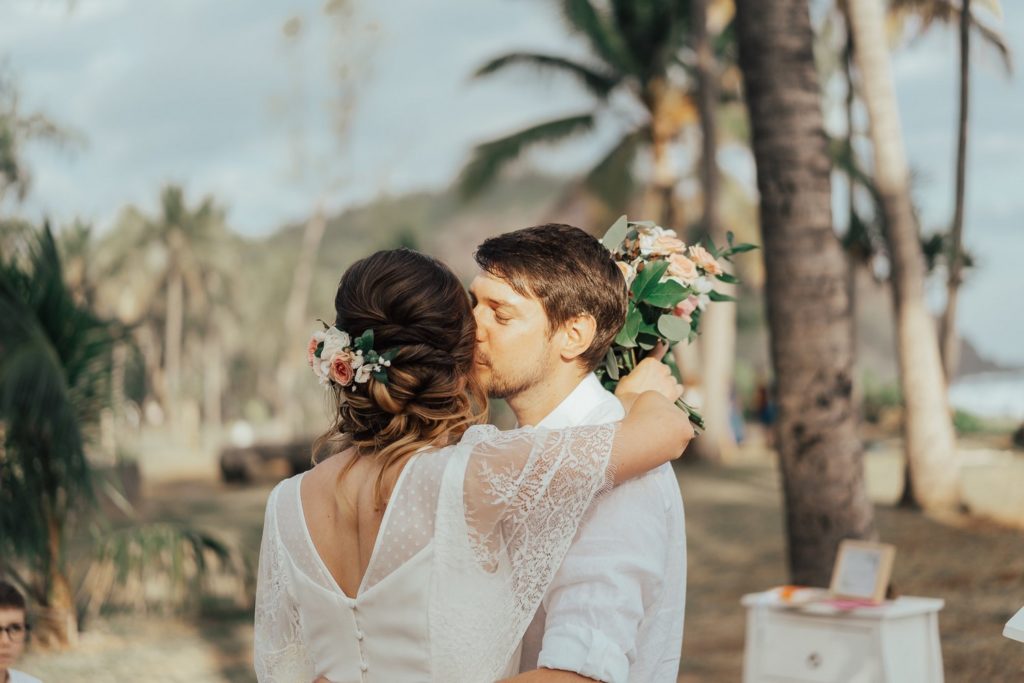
[{"x1": 293, "y1": 453, "x2": 422, "y2": 601}]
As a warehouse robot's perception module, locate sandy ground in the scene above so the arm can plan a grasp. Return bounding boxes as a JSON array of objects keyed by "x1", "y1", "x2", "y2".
[{"x1": 18, "y1": 445, "x2": 1024, "y2": 682}]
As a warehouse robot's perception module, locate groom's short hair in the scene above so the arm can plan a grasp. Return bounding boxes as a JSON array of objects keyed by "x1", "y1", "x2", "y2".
[{"x1": 475, "y1": 223, "x2": 627, "y2": 371}]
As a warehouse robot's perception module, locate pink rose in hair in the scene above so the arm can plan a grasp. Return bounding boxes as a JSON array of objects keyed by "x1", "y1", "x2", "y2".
[
  {"x1": 307, "y1": 330, "x2": 326, "y2": 367},
  {"x1": 329, "y1": 351, "x2": 355, "y2": 386}
]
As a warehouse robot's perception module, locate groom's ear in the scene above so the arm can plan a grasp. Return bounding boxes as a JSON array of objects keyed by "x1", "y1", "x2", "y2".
[{"x1": 558, "y1": 313, "x2": 597, "y2": 363}]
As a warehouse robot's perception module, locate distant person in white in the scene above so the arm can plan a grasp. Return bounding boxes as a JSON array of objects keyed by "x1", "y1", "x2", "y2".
[
  {"x1": 0, "y1": 582, "x2": 42, "y2": 683},
  {"x1": 471, "y1": 224, "x2": 687, "y2": 683}
]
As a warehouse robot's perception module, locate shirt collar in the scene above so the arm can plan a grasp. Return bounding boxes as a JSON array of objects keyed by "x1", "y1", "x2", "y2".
[{"x1": 537, "y1": 373, "x2": 616, "y2": 429}]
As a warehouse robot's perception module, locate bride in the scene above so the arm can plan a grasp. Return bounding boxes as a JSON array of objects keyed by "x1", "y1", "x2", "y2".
[{"x1": 253, "y1": 248, "x2": 694, "y2": 682}]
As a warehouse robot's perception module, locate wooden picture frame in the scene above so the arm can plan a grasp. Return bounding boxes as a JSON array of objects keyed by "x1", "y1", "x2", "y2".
[{"x1": 829, "y1": 540, "x2": 896, "y2": 603}]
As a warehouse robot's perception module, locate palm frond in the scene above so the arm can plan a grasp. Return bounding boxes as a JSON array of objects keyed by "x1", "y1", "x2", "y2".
[
  {"x1": 458, "y1": 113, "x2": 597, "y2": 199},
  {"x1": 474, "y1": 52, "x2": 620, "y2": 99},
  {"x1": 558, "y1": 0, "x2": 638, "y2": 75},
  {"x1": 583, "y1": 126, "x2": 648, "y2": 209},
  {"x1": 890, "y1": 0, "x2": 1012, "y2": 73},
  {"x1": 81, "y1": 522, "x2": 248, "y2": 616},
  {"x1": 0, "y1": 223, "x2": 116, "y2": 564}
]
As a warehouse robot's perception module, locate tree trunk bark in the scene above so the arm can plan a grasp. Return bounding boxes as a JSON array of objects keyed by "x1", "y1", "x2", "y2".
[
  {"x1": 939, "y1": 0, "x2": 971, "y2": 381},
  {"x1": 203, "y1": 331, "x2": 222, "y2": 436},
  {"x1": 164, "y1": 267, "x2": 184, "y2": 426},
  {"x1": 274, "y1": 203, "x2": 328, "y2": 434},
  {"x1": 847, "y1": 0, "x2": 960, "y2": 510},
  {"x1": 690, "y1": 0, "x2": 736, "y2": 463},
  {"x1": 736, "y1": 0, "x2": 876, "y2": 585},
  {"x1": 43, "y1": 511, "x2": 77, "y2": 647}
]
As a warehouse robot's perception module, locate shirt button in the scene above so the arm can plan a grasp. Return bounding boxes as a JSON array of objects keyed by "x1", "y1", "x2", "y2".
[
  {"x1": 360, "y1": 663, "x2": 369, "y2": 672},
  {"x1": 356, "y1": 630, "x2": 364, "y2": 640}
]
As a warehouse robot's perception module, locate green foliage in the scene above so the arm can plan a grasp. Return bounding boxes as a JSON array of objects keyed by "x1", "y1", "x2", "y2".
[
  {"x1": 0, "y1": 223, "x2": 118, "y2": 591},
  {"x1": 460, "y1": 0, "x2": 736, "y2": 204},
  {"x1": 862, "y1": 381, "x2": 903, "y2": 424},
  {"x1": 81, "y1": 522, "x2": 246, "y2": 616},
  {"x1": 952, "y1": 409, "x2": 985, "y2": 435}
]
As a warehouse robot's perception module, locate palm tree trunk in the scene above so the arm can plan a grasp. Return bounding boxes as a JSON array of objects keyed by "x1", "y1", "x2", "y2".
[
  {"x1": 847, "y1": 0, "x2": 960, "y2": 510},
  {"x1": 164, "y1": 268, "x2": 184, "y2": 426},
  {"x1": 44, "y1": 511, "x2": 77, "y2": 647},
  {"x1": 736, "y1": 0, "x2": 876, "y2": 585},
  {"x1": 939, "y1": 0, "x2": 971, "y2": 381},
  {"x1": 274, "y1": 203, "x2": 328, "y2": 433},
  {"x1": 203, "y1": 331, "x2": 222, "y2": 435},
  {"x1": 688, "y1": 0, "x2": 736, "y2": 463}
]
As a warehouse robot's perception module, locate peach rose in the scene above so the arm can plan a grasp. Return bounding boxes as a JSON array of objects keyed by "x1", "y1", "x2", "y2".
[
  {"x1": 307, "y1": 330, "x2": 326, "y2": 367},
  {"x1": 668, "y1": 253, "x2": 699, "y2": 283},
  {"x1": 651, "y1": 235, "x2": 686, "y2": 256},
  {"x1": 616, "y1": 260, "x2": 637, "y2": 286},
  {"x1": 329, "y1": 351, "x2": 355, "y2": 386},
  {"x1": 688, "y1": 245, "x2": 723, "y2": 275}
]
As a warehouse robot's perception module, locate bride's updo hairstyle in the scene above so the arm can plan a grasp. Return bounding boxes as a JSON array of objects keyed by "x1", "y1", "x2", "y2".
[{"x1": 314, "y1": 249, "x2": 486, "y2": 507}]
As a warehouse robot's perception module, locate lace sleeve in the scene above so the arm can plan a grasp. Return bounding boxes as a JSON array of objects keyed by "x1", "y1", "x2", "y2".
[
  {"x1": 430, "y1": 423, "x2": 617, "y2": 682},
  {"x1": 253, "y1": 484, "x2": 315, "y2": 683}
]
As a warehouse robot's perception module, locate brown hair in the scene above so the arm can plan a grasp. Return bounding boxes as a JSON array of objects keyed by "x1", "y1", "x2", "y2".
[
  {"x1": 313, "y1": 249, "x2": 486, "y2": 508},
  {"x1": 474, "y1": 223, "x2": 628, "y2": 370},
  {"x1": 0, "y1": 580, "x2": 25, "y2": 611}
]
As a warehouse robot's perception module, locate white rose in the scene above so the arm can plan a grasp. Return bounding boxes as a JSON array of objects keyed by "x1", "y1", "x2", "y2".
[
  {"x1": 319, "y1": 359, "x2": 332, "y2": 383},
  {"x1": 321, "y1": 327, "x2": 351, "y2": 359},
  {"x1": 693, "y1": 276, "x2": 714, "y2": 294}
]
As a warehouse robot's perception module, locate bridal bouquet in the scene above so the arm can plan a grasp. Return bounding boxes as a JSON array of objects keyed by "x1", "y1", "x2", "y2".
[{"x1": 596, "y1": 216, "x2": 757, "y2": 431}]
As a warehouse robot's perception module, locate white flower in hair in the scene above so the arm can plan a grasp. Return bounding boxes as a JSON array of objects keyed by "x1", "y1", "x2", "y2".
[
  {"x1": 321, "y1": 327, "x2": 350, "y2": 359},
  {"x1": 355, "y1": 364, "x2": 374, "y2": 384}
]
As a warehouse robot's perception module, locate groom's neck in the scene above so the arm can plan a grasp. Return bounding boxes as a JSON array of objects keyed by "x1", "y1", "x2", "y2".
[{"x1": 508, "y1": 367, "x2": 588, "y2": 427}]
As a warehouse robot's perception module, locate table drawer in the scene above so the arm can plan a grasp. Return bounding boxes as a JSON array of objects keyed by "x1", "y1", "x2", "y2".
[{"x1": 756, "y1": 615, "x2": 881, "y2": 682}]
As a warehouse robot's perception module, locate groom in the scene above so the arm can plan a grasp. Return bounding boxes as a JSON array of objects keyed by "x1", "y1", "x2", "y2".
[{"x1": 471, "y1": 224, "x2": 687, "y2": 683}]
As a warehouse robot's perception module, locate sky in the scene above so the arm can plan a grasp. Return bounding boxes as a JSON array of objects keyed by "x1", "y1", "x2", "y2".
[{"x1": 1, "y1": 0, "x2": 1021, "y2": 365}]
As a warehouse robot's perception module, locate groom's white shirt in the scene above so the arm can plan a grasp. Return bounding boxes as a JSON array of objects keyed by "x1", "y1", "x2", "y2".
[{"x1": 519, "y1": 373, "x2": 686, "y2": 683}]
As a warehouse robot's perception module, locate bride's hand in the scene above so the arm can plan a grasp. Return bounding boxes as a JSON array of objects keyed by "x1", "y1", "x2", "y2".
[
  {"x1": 313, "y1": 678, "x2": 333, "y2": 683},
  {"x1": 615, "y1": 346, "x2": 683, "y2": 405}
]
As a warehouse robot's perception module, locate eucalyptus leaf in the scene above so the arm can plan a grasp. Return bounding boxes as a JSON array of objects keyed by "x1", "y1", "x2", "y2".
[
  {"x1": 600, "y1": 215, "x2": 629, "y2": 251},
  {"x1": 614, "y1": 306, "x2": 642, "y2": 347},
  {"x1": 603, "y1": 348, "x2": 620, "y2": 381},
  {"x1": 657, "y1": 313, "x2": 691, "y2": 342},
  {"x1": 724, "y1": 243, "x2": 758, "y2": 255},
  {"x1": 708, "y1": 290, "x2": 737, "y2": 303}
]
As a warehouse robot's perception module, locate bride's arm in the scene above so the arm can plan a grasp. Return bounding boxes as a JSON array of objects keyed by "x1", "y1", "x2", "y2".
[{"x1": 499, "y1": 670, "x2": 597, "y2": 682}]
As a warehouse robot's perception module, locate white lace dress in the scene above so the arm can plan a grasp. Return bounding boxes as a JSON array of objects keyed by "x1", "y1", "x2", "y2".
[{"x1": 253, "y1": 422, "x2": 618, "y2": 683}]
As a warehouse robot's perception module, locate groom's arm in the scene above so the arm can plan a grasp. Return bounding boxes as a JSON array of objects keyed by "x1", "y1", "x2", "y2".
[{"x1": 531, "y1": 476, "x2": 670, "y2": 683}]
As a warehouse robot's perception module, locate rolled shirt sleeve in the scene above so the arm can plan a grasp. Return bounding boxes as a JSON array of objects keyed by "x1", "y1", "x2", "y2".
[{"x1": 535, "y1": 473, "x2": 670, "y2": 683}]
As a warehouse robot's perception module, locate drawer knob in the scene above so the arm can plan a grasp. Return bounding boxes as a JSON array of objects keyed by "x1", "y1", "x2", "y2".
[{"x1": 806, "y1": 652, "x2": 823, "y2": 669}]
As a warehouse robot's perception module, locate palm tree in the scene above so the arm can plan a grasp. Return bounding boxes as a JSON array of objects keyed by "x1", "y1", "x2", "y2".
[
  {"x1": 735, "y1": 0, "x2": 876, "y2": 585},
  {"x1": 0, "y1": 69, "x2": 73, "y2": 211},
  {"x1": 928, "y1": 0, "x2": 1009, "y2": 379},
  {"x1": 846, "y1": 0, "x2": 960, "y2": 510},
  {"x1": 461, "y1": 0, "x2": 743, "y2": 460},
  {"x1": 110, "y1": 186, "x2": 228, "y2": 427},
  {"x1": 0, "y1": 223, "x2": 118, "y2": 645},
  {"x1": 459, "y1": 0, "x2": 709, "y2": 221}
]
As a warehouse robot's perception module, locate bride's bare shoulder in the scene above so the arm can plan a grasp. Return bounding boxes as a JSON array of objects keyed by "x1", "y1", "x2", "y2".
[{"x1": 303, "y1": 448, "x2": 358, "y2": 489}]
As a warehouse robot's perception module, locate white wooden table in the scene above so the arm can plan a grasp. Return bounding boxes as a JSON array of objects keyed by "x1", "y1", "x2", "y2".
[
  {"x1": 1005, "y1": 606, "x2": 1024, "y2": 643},
  {"x1": 741, "y1": 591, "x2": 944, "y2": 682}
]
